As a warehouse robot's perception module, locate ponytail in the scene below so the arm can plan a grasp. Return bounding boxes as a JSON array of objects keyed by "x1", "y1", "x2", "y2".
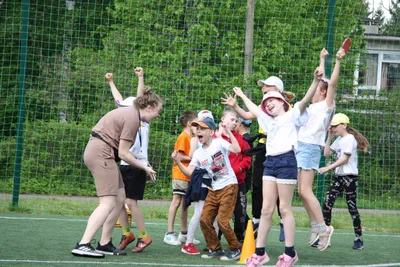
[
  {"x1": 347, "y1": 126, "x2": 369, "y2": 152},
  {"x1": 282, "y1": 91, "x2": 296, "y2": 103}
]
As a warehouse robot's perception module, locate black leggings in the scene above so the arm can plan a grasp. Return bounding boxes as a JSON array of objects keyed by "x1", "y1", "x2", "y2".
[
  {"x1": 323, "y1": 175, "x2": 362, "y2": 237},
  {"x1": 252, "y1": 143, "x2": 281, "y2": 219}
]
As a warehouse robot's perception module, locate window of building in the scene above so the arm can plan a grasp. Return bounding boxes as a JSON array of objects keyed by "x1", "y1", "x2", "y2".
[{"x1": 357, "y1": 51, "x2": 400, "y2": 94}]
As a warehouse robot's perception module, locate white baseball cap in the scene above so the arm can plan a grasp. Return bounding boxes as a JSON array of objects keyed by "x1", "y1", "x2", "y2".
[
  {"x1": 115, "y1": 96, "x2": 136, "y2": 107},
  {"x1": 197, "y1": 110, "x2": 214, "y2": 120},
  {"x1": 257, "y1": 76, "x2": 284, "y2": 92}
]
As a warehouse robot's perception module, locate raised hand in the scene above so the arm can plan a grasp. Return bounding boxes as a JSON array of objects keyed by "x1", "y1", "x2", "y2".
[
  {"x1": 135, "y1": 67, "x2": 144, "y2": 77},
  {"x1": 105, "y1": 73, "x2": 113, "y2": 82},
  {"x1": 232, "y1": 87, "x2": 245, "y2": 98},
  {"x1": 320, "y1": 48, "x2": 329, "y2": 59},
  {"x1": 336, "y1": 48, "x2": 346, "y2": 61},
  {"x1": 221, "y1": 92, "x2": 237, "y2": 107},
  {"x1": 314, "y1": 67, "x2": 323, "y2": 81},
  {"x1": 327, "y1": 126, "x2": 335, "y2": 137}
]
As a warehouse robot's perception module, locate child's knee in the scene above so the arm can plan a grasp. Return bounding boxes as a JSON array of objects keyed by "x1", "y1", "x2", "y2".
[{"x1": 261, "y1": 206, "x2": 274, "y2": 217}]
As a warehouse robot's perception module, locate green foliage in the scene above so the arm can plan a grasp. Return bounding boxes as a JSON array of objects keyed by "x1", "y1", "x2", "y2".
[
  {"x1": 1, "y1": 0, "x2": 398, "y2": 206},
  {"x1": 0, "y1": 120, "x2": 96, "y2": 196},
  {"x1": 382, "y1": 0, "x2": 400, "y2": 36}
]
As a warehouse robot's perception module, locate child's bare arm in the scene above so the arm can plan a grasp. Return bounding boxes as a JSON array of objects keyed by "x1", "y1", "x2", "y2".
[
  {"x1": 319, "y1": 154, "x2": 350, "y2": 174},
  {"x1": 323, "y1": 128, "x2": 334, "y2": 157},
  {"x1": 135, "y1": 67, "x2": 145, "y2": 97},
  {"x1": 326, "y1": 48, "x2": 345, "y2": 108},
  {"x1": 106, "y1": 73, "x2": 123, "y2": 102},
  {"x1": 319, "y1": 48, "x2": 329, "y2": 75},
  {"x1": 221, "y1": 92, "x2": 256, "y2": 120},
  {"x1": 232, "y1": 87, "x2": 260, "y2": 118},
  {"x1": 297, "y1": 67, "x2": 323, "y2": 113}
]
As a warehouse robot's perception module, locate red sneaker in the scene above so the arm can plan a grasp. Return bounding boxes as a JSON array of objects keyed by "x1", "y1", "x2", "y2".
[
  {"x1": 132, "y1": 235, "x2": 152, "y2": 253},
  {"x1": 181, "y1": 243, "x2": 200, "y2": 255},
  {"x1": 118, "y1": 232, "x2": 135, "y2": 250}
]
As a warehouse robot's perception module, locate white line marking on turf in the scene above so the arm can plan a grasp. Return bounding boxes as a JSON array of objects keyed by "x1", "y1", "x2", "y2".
[
  {"x1": 0, "y1": 215, "x2": 399, "y2": 238},
  {"x1": 0, "y1": 260, "x2": 400, "y2": 267}
]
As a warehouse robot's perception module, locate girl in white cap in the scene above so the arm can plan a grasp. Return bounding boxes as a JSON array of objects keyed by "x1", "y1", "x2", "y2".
[
  {"x1": 296, "y1": 47, "x2": 346, "y2": 251},
  {"x1": 233, "y1": 67, "x2": 323, "y2": 267},
  {"x1": 319, "y1": 113, "x2": 369, "y2": 250}
]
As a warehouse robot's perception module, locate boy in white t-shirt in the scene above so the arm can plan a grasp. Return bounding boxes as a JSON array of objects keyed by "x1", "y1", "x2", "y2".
[{"x1": 173, "y1": 116, "x2": 242, "y2": 261}]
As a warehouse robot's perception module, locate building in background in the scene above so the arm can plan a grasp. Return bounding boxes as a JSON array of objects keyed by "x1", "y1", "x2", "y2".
[{"x1": 354, "y1": 21, "x2": 400, "y2": 95}]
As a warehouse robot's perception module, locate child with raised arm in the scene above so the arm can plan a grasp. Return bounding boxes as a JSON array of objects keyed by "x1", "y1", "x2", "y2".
[
  {"x1": 105, "y1": 68, "x2": 155, "y2": 253},
  {"x1": 319, "y1": 113, "x2": 369, "y2": 250},
  {"x1": 173, "y1": 116, "x2": 242, "y2": 261},
  {"x1": 296, "y1": 47, "x2": 346, "y2": 251},
  {"x1": 233, "y1": 67, "x2": 322, "y2": 267},
  {"x1": 164, "y1": 111, "x2": 199, "y2": 246},
  {"x1": 221, "y1": 78, "x2": 295, "y2": 242}
]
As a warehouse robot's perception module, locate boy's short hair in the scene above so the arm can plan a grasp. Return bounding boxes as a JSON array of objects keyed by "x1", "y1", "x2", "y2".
[
  {"x1": 179, "y1": 111, "x2": 197, "y2": 127},
  {"x1": 221, "y1": 106, "x2": 238, "y2": 118}
]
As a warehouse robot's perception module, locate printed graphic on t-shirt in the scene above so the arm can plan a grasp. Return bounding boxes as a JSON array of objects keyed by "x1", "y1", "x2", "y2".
[
  {"x1": 210, "y1": 150, "x2": 229, "y2": 178},
  {"x1": 200, "y1": 159, "x2": 209, "y2": 167}
]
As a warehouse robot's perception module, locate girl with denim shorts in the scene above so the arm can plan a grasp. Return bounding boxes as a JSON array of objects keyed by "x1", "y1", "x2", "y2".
[
  {"x1": 319, "y1": 113, "x2": 369, "y2": 250},
  {"x1": 221, "y1": 77, "x2": 296, "y2": 242},
  {"x1": 296, "y1": 47, "x2": 346, "y2": 251},
  {"x1": 232, "y1": 66, "x2": 323, "y2": 267}
]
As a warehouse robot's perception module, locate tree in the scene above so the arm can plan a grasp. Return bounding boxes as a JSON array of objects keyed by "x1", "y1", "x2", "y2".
[{"x1": 383, "y1": 0, "x2": 400, "y2": 35}]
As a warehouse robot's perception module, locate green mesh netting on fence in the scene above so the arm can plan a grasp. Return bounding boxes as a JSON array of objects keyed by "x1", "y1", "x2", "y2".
[{"x1": 0, "y1": 0, "x2": 399, "y2": 231}]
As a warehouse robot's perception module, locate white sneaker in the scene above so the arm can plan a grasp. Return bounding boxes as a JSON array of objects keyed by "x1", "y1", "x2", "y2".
[
  {"x1": 178, "y1": 232, "x2": 201, "y2": 245},
  {"x1": 163, "y1": 233, "x2": 181, "y2": 246}
]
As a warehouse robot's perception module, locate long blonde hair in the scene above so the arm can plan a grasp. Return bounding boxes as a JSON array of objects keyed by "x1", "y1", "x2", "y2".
[{"x1": 347, "y1": 126, "x2": 369, "y2": 152}]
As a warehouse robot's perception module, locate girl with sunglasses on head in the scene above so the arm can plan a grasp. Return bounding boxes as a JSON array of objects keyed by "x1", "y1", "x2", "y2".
[
  {"x1": 296, "y1": 47, "x2": 346, "y2": 251},
  {"x1": 319, "y1": 113, "x2": 369, "y2": 250}
]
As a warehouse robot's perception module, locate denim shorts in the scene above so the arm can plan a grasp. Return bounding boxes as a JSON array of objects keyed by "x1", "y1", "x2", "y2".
[
  {"x1": 295, "y1": 141, "x2": 321, "y2": 171},
  {"x1": 263, "y1": 150, "x2": 298, "y2": 184}
]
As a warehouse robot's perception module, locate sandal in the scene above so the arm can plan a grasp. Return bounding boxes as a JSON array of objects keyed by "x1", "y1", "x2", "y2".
[
  {"x1": 318, "y1": 226, "x2": 334, "y2": 251},
  {"x1": 308, "y1": 228, "x2": 319, "y2": 246}
]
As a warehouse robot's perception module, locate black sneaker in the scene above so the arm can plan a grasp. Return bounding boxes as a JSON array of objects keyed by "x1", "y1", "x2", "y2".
[
  {"x1": 353, "y1": 238, "x2": 364, "y2": 249},
  {"x1": 96, "y1": 241, "x2": 127, "y2": 255},
  {"x1": 71, "y1": 243, "x2": 105, "y2": 258}
]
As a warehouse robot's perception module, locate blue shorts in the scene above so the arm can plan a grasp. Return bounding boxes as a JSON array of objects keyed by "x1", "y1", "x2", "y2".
[
  {"x1": 263, "y1": 150, "x2": 297, "y2": 184},
  {"x1": 296, "y1": 141, "x2": 321, "y2": 171}
]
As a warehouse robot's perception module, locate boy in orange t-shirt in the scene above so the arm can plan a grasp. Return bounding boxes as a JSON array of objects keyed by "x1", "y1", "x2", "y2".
[{"x1": 164, "y1": 111, "x2": 199, "y2": 246}]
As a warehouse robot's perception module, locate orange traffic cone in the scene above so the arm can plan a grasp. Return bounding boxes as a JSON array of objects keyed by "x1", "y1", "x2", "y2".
[{"x1": 238, "y1": 220, "x2": 256, "y2": 264}]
